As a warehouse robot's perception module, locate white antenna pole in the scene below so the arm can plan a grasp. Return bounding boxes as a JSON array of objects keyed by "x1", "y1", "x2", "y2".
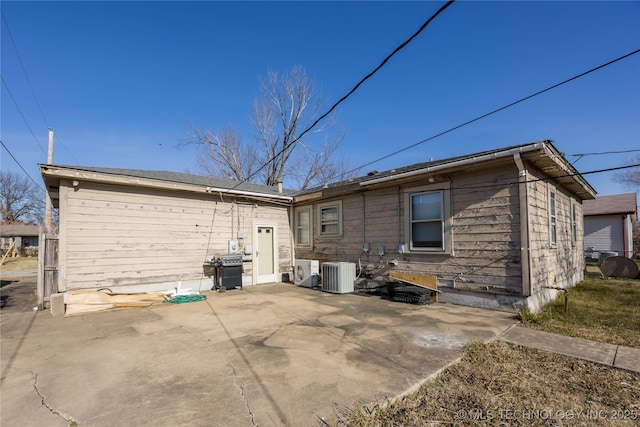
[{"x1": 45, "y1": 128, "x2": 54, "y2": 232}]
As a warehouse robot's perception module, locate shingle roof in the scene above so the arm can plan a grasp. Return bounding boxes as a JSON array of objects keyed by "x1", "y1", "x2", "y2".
[
  {"x1": 297, "y1": 143, "x2": 540, "y2": 195},
  {"x1": 296, "y1": 140, "x2": 595, "y2": 198},
  {"x1": 42, "y1": 165, "x2": 296, "y2": 197},
  {"x1": 583, "y1": 193, "x2": 638, "y2": 217}
]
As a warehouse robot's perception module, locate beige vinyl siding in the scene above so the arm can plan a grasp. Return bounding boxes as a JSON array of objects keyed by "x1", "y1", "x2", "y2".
[
  {"x1": 59, "y1": 179, "x2": 290, "y2": 291},
  {"x1": 584, "y1": 215, "x2": 623, "y2": 254}
]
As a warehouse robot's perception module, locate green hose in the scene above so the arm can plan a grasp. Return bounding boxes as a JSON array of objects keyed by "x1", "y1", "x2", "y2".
[{"x1": 163, "y1": 294, "x2": 207, "y2": 304}]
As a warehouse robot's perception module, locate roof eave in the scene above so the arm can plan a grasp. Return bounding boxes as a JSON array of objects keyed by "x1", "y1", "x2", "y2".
[
  {"x1": 355, "y1": 141, "x2": 596, "y2": 200},
  {"x1": 38, "y1": 164, "x2": 293, "y2": 203}
]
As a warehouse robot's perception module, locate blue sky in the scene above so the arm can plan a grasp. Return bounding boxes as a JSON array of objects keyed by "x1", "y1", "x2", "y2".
[{"x1": 1, "y1": 1, "x2": 639, "y2": 196}]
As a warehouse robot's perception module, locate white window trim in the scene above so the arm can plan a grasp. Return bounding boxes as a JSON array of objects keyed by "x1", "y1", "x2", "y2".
[
  {"x1": 549, "y1": 187, "x2": 557, "y2": 247},
  {"x1": 404, "y1": 182, "x2": 452, "y2": 254},
  {"x1": 294, "y1": 206, "x2": 312, "y2": 247},
  {"x1": 317, "y1": 200, "x2": 343, "y2": 237}
]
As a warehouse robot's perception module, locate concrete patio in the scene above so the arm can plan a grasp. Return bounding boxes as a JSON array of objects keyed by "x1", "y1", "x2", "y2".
[{"x1": 1, "y1": 275, "x2": 515, "y2": 426}]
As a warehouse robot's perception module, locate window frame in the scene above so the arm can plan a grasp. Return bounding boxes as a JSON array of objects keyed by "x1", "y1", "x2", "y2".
[
  {"x1": 317, "y1": 200, "x2": 343, "y2": 237},
  {"x1": 549, "y1": 188, "x2": 557, "y2": 247},
  {"x1": 571, "y1": 201, "x2": 578, "y2": 247},
  {"x1": 294, "y1": 206, "x2": 312, "y2": 247},
  {"x1": 404, "y1": 182, "x2": 452, "y2": 254}
]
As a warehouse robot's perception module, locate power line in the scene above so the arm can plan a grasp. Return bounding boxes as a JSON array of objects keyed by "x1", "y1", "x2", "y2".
[
  {"x1": 1, "y1": 76, "x2": 47, "y2": 156},
  {"x1": 52, "y1": 133, "x2": 81, "y2": 164},
  {"x1": 0, "y1": 139, "x2": 45, "y2": 191},
  {"x1": 571, "y1": 149, "x2": 640, "y2": 163},
  {"x1": 340, "y1": 48, "x2": 640, "y2": 179},
  {"x1": 294, "y1": 0, "x2": 456, "y2": 149},
  {"x1": 451, "y1": 162, "x2": 640, "y2": 192},
  {"x1": 230, "y1": 0, "x2": 456, "y2": 191},
  {"x1": 2, "y1": 11, "x2": 81, "y2": 165},
  {"x1": 1, "y1": 10, "x2": 49, "y2": 127}
]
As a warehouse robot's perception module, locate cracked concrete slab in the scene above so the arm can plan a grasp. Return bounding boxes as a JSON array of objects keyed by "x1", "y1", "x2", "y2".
[{"x1": 2, "y1": 276, "x2": 515, "y2": 426}]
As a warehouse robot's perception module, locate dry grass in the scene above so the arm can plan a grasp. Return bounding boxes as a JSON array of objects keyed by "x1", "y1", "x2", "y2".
[
  {"x1": 0, "y1": 257, "x2": 38, "y2": 271},
  {"x1": 336, "y1": 340, "x2": 639, "y2": 426},
  {"x1": 334, "y1": 271, "x2": 640, "y2": 426},
  {"x1": 519, "y1": 270, "x2": 640, "y2": 348}
]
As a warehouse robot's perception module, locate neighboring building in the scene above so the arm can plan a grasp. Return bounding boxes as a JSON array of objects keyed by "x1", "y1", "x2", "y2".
[
  {"x1": 583, "y1": 193, "x2": 637, "y2": 258},
  {"x1": 0, "y1": 224, "x2": 40, "y2": 256},
  {"x1": 40, "y1": 140, "x2": 597, "y2": 313},
  {"x1": 39, "y1": 165, "x2": 294, "y2": 296},
  {"x1": 293, "y1": 140, "x2": 596, "y2": 312}
]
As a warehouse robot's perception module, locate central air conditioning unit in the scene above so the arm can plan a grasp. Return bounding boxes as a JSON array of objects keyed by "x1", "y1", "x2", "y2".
[
  {"x1": 321, "y1": 262, "x2": 356, "y2": 294},
  {"x1": 294, "y1": 259, "x2": 319, "y2": 288}
]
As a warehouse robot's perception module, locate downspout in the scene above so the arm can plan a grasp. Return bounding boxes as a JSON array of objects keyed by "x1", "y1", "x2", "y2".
[
  {"x1": 398, "y1": 186, "x2": 402, "y2": 250},
  {"x1": 514, "y1": 153, "x2": 532, "y2": 297},
  {"x1": 362, "y1": 193, "x2": 367, "y2": 248},
  {"x1": 622, "y1": 214, "x2": 629, "y2": 258},
  {"x1": 288, "y1": 200, "x2": 295, "y2": 280}
]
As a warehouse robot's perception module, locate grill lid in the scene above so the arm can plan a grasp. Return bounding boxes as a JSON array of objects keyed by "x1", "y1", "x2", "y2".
[{"x1": 220, "y1": 253, "x2": 243, "y2": 266}]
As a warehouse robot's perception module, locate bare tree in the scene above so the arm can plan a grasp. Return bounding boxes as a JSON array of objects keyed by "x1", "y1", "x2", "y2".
[
  {"x1": 614, "y1": 154, "x2": 640, "y2": 191},
  {"x1": 0, "y1": 170, "x2": 45, "y2": 225},
  {"x1": 186, "y1": 66, "x2": 356, "y2": 190},
  {"x1": 189, "y1": 127, "x2": 259, "y2": 182}
]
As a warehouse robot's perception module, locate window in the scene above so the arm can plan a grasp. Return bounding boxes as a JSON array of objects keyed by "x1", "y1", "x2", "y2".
[
  {"x1": 571, "y1": 202, "x2": 577, "y2": 246},
  {"x1": 549, "y1": 189, "x2": 557, "y2": 246},
  {"x1": 295, "y1": 207, "x2": 311, "y2": 246},
  {"x1": 405, "y1": 183, "x2": 451, "y2": 253},
  {"x1": 318, "y1": 201, "x2": 342, "y2": 236}
]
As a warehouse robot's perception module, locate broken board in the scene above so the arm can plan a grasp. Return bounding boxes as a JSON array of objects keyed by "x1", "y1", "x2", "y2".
[{"x1": 388, "y1": 271, "x2": 439, "y2": 303}]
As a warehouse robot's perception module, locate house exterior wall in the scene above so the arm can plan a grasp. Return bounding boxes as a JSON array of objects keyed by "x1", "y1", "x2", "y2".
[
  {"x1": 0, "y1": 236, "x2": 22, "y2": 249},
  {"x1": 57, "y1": 179, "x2": 291, "y2": 293},
  {"x1": 294, "y1": 162, "x2": 588, "y2": 313},
  {"x1": 584, "y1": 215, "x2": 626, "y2": 256},
  {"x1": 1, "y1": 225, "x2": 40, "y2": 255},
  {"x1": 295, "y1": 164, "x2": 525, "y2": 308},
  {"x1": 524, "y1": 170, "x2": 585, "y2": 312}
]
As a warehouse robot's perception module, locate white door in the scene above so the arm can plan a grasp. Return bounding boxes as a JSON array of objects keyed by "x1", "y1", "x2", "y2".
[{"x1": 255, "y1": 224, "x2": 277, "y2": 284}]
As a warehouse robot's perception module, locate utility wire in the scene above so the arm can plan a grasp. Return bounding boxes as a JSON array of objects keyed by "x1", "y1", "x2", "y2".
[
  {"x1": 1, "y1": 11, "x2": 49, "y2": 127},
  {"x1": 572, "y1": 149, "x2": 640, "y2": 163},
  {"x1": 0, "y1": 139, "x2": 46, "y2": 191},
  {"x1": 52, "y1": 134, "x2": 81, "y2": 164},
  {"x1": 1, "y1": 76, "x2": 47, "y2": 156},
  {"x1": 1, "y1": 11, "x2": 81, "y2": 164},
  {"x1": 293, "y1": 0, "x2": 456, "y2": 150},
  {"x1": 340, "y1": 48, "x2": 640, "y2": 179},
  {"x1": 451, "y1": 162, "x2": 640, "y2": 192},
  {"x1": 228, "y1": 0, "x2": 456, "y2": 191}
]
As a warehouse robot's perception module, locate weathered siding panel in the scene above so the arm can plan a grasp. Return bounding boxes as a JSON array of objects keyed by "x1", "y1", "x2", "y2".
[
  {"x1": 526, "y1": 170, "x2": 584, "y2": 297},
  {"x1": 60, "y1": 180, "x2": 290, "y2": 291},
  {"x1": 448, "y1": 166, "x2": 522, "y2": 294},
  {"x1": 294, "y1": 157, "x2": 589, "y2": 312},
  {"x1": 295, "y1": 164, "x2": 524, "y2": 296}
]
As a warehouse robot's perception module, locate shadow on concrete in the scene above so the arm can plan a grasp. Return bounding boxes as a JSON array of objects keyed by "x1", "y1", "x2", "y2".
[{"x1": 0, "y1": 276, "x2": 37, "y2": 311}]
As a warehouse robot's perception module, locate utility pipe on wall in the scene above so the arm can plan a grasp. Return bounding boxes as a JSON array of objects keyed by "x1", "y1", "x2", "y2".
[{"x1": 514, "y1": 153, "x2": 532, "y2": 297}]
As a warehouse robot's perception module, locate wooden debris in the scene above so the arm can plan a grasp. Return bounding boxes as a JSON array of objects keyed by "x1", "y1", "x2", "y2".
[
  {"x1": 388, "y1": 271, "x2": 439, "y2": 303},
  {"x1": 64, "y1": 289, "x2": 168, "y2": 316}
]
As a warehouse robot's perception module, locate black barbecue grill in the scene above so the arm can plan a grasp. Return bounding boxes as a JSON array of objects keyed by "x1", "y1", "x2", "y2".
[{"x1": 204, "y1": 253, "x2": 243, "y2": 292}]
